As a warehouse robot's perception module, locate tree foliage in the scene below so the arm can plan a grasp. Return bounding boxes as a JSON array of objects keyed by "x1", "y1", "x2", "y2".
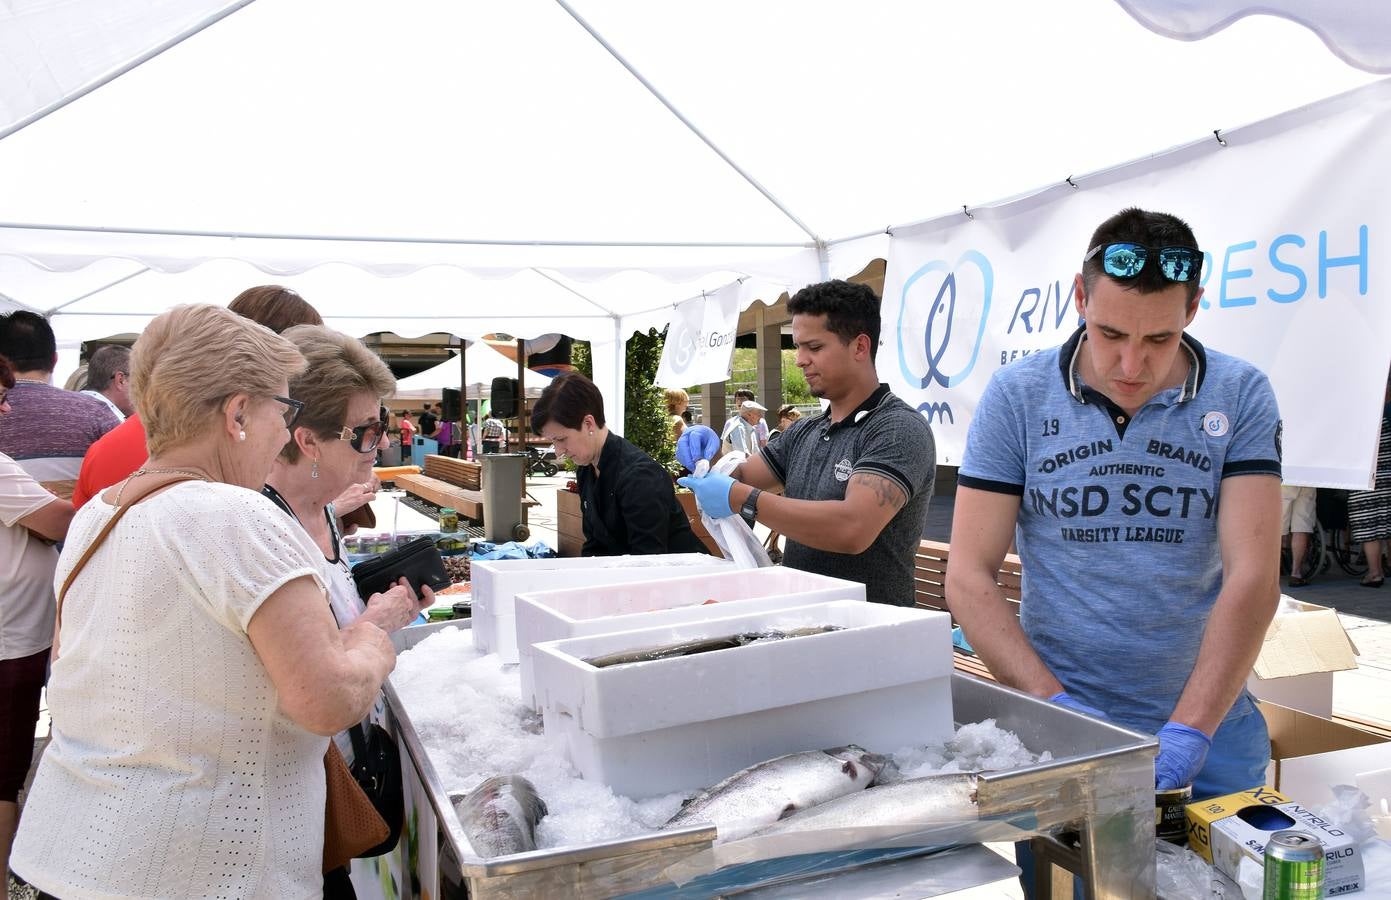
[
  {"x1": 571, "y1": 340, "x2": 593, "y2": 378},
  {"x1": 624, "y1": 328, "x2": 675, "y2": 467}
]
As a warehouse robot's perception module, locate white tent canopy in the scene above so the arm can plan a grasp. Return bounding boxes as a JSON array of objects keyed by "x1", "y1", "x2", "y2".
[
  {"x1": 0, "y1": 0, "x2": 1383, "y2": 427},
  {"x1": 392, "y1": 341, "x2": 553, "y2": 401}
]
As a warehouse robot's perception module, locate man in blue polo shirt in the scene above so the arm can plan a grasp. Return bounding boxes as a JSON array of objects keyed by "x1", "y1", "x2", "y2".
[{"x1": 948, "y1": 208, "x2": 1282, "y2": 809}]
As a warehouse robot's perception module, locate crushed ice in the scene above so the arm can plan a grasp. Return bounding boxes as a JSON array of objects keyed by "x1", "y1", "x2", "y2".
[{"x1": 393, "y1": 625, "x2": 1049, "y2": 853}]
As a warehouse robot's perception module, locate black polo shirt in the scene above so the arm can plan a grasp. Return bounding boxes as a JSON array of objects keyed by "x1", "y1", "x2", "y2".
[
  {"x1": 763, "y1": 384, "x2": 936, "y2": 605},
  {"x1": 577, "y1": 431, "x2": 707, "y2": 557}
]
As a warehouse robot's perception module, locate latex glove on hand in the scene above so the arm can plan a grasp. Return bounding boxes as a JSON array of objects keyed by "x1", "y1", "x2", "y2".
[
  {"x1": 677, "y1": 470, "x2": 736, "y2": 519},
  {"x1": 1049, "y1": 691, "x2": 1108, "y2": 720},
  {"x1": 1155, "y1": 722, "x2": 1212, "y2": 790},
  {"x1": 676, "y1": 425, "x2": 721, "y2": 472}
]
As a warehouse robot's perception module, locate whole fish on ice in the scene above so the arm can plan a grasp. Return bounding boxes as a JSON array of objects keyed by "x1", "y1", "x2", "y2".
[
  {"x1": 662, "y1": 746, "x2": 890, "y2": 841},
  {"x1": 583, "y1": 626, "x2": 840, "y2": 668},
  {"x1": 747, "y1": 771, "x2": 980, "y2": 844},
  {"x1": 451, "y1": 775, "x2": 548, "y2": 858}
]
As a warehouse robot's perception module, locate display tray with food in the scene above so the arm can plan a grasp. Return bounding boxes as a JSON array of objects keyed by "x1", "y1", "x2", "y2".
[{"x1": 385, "y1": 620, "x2": 1160, "y2": 898}]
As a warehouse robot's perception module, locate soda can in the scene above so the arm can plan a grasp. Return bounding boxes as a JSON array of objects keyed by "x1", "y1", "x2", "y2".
[
  {"x1": 1263, "y1": 830, "x2": 1324, "y2": 900},
  {"x1": 1155, "y1": 785, "x2": 1192, "y2": 845}
]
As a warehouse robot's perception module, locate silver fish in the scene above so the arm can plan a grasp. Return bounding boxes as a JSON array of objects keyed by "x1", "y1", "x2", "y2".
[
  {"x1": 748, "y1": 772, "x2": 980, "y2": 842},
  {"x1": 451, "y1": 775, "x2": 549, "y2": 858},
  {"x1": 584, "y1": 626, "x2": 840, "y2": 669},
  {"x1": 663, "y1": 746, "x2": 889, "y2": 841}
]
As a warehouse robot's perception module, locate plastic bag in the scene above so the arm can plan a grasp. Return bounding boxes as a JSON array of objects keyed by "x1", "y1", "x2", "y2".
[
  {"x1": 695, "y1": 452, "x2": 772, "y2": 569},
  {"x1": 1154, "y1": 839, "x2": 1213, "y2": 899}
]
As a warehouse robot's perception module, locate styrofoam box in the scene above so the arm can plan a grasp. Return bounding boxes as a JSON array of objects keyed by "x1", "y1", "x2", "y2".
[
  {"x1": 514, "y1": 567, "x2": 867, "y2": 711},
  {"x1": 532, "y1": 599, "x2": 953, "y2": 799},
  {"x1": 470, "y1": 554, "x2": 732, "y2": 663}
]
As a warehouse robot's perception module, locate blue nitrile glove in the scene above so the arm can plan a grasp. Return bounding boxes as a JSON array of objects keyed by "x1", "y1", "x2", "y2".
[
  {"x1": 677, "y1": 471, "x2": 736, "y2": 519},
  {"x1": 676, "y1": 425, "x2": 721, "y2": 472},
  {"x1": 1049, "y1": 691, "x2": 1108, "y2": 720},
  {"x1": 1155, "y1": 722, "x2": 1212, "y2": 790}
]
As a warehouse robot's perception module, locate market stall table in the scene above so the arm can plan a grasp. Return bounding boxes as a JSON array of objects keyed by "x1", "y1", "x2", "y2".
[{"x1": 380, "y1": 620, "x2": 1159, "y2": 899}]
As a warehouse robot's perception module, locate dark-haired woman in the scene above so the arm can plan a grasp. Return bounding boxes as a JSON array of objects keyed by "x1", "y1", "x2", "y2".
[{"x1": 532, "y1": 373, "x2": 706, "y2": 556}]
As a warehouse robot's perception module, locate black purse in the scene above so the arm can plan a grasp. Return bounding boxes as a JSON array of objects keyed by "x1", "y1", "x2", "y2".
[
  {"x1": 351, "y1": 535, "x2": 452, "y2": 601},
  {"x1": 347, "y1": 721, "x2": 404, "y2": 858}
]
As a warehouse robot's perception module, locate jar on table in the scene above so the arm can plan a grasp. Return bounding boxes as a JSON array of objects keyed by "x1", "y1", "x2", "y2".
[{"x1": 439, "y1": 507, "x2": 459, "y2": 533}]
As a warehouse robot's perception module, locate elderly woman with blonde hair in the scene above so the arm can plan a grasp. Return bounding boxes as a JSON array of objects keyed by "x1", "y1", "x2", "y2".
[{"x1": 12, "y1": 305, "x2": 397, "y2": 899}]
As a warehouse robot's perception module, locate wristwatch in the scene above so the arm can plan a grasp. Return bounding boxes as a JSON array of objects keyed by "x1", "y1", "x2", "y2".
[{"x1": 740, "y1": 488, "x2": 762, "y2": 525}]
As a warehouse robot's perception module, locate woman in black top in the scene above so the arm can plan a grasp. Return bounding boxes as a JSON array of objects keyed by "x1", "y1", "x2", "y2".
[{"x1": 532, "y1": 373, "x2": 706, "y2": 556}]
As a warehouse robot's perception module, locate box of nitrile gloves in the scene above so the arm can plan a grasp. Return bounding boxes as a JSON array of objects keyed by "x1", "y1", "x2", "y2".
[{"x1": 1185, "y1": 786, "x2": 1363, "y2": 895}]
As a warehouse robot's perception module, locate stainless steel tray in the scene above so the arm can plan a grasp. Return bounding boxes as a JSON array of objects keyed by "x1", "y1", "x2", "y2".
[{"x1": 388, "y1": 620, "x2": 1158, "y2": 898}]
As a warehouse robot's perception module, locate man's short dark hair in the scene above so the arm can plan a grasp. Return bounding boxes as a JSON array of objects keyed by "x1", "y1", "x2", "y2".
[
  {"x1": 1082, "y1": 207, "x2": 1202, "y2": 303},
  {"x1": 85, "y1": 345, "x2": 131, "y2": 391},
  {"x1": 734, "y1": 389, "x2": 755, "y2": 402},
  {"x1": 532, "y1": 372, "x2": 606, "y2": 434},
  {"x1": 0, "y1": 310, "x2": 57, "y2": 373},
  {"x1": 787, "y1": 279, "x2": 881, "y2": 361}
]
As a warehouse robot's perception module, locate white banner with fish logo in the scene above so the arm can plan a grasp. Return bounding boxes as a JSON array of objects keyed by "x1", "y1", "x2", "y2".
[
  {"x1": 880, "y1": 80, "x2": 1391, "y2": 488},
  {"x1": 655, "y1": 282, "x2": 742, "y2": 389}
]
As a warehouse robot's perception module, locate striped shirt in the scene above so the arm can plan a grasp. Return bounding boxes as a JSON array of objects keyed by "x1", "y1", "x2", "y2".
[{"x1": 0, "y1": 380, "x2": 120, "y2": 484}]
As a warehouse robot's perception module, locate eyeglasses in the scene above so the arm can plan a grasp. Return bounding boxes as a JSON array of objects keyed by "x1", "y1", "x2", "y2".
[
  {"x1": 335, "y1": 420, "x2": 387, "y2": 453},
  {"x1": 1083, "y1": 242, "x2": 1203, "y2": 283},
  {"x1": 271, "y1": 395, "x2": 305, "y2": 431}
]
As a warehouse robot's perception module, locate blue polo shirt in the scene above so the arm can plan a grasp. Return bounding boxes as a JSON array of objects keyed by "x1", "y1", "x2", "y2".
[{"x1": 959, "y1": 327, "x2": 1281, "y2": 735}]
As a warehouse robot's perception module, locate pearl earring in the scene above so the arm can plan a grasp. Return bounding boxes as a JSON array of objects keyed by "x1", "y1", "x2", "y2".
[
  {"x1": 237, "y1": 430, "x2": 246, "y2": 442},
  {"x1": 311, "y1": 458, "x2": 319, "y2": 479}
]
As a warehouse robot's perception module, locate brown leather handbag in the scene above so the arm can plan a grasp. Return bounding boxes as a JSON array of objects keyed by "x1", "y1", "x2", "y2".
[
  {"x1": 322, "y1": 739, "x2": 390, "y2": 872},
  {"x1": 57, "y1": 473, "x2": 390, "y2": 874}
]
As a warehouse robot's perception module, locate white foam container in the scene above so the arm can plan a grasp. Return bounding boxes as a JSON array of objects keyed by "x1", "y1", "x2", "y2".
[
  {"x1": 514, "y1": 567, "x2": 866, "y2": 711},
  {"x1": 470, "y1": 554, "x2": 732, "y2": 663},
  {"x1": 532, "y1": 599, "x2": 954, "y2": 799}
]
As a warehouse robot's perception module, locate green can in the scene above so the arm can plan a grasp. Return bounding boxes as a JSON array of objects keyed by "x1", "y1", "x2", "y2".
[{"x1": 1263, "y1": 830, "x2": 1324, "y2": 900}]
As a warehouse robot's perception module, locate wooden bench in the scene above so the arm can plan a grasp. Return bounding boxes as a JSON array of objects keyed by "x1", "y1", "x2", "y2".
[
  {"x1": 422, "y1": 455, "x2": 481, "y2": 490},
  {"x1": 395, "y1": 473, "x2": 485, "y2": 521},
  {"x1": 914, "y1": 539, "x2": 1022, "y2": 683}
]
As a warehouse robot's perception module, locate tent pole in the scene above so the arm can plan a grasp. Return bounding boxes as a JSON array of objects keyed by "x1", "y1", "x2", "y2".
[
  {"x1": 0, "y1": 1, "x2": 261, "y2": 143},
  {"x1": 459, "y1": 339, "x2": 468, "y2": 460},
  {"x1": 0, "y1": 221, "x2": 810, "y2": 249},
  {"x1": 517, "y1": 338, "x2": 527, "y2": 514},
  {"x1": 45, "y1": 267, "x2": 152, "y2": 315}
]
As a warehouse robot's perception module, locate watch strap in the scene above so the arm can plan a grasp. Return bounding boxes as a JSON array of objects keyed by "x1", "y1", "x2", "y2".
[{"x1": 740, "y1": 487, "x2": 762, "y2": 524}]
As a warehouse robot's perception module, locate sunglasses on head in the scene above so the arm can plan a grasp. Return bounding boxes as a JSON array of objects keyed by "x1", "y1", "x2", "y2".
[
  {"x1": 335, "y1": 420, "x2": 387, "y2": 453},
  {"x1": 1084, "y1": 242, "x2": 1203, "y2": 283}
]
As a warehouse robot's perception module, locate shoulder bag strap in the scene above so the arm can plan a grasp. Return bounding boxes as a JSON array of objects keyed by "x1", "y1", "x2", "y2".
[{"x1": 56, "y1": 474, "x2": 203, "y2": 627}]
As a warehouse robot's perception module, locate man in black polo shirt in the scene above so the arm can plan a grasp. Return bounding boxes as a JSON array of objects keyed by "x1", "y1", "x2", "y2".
[{"x1": 680, "y1": 279, "x2": 936, "y2": 605}]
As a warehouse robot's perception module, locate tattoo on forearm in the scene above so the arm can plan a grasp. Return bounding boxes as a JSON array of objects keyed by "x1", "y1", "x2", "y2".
[{"x1": 852, "y1": 473, "x2": 906, "y2": 510}]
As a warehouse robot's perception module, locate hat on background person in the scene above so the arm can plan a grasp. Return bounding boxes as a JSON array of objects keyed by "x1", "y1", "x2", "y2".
[{"x1": 741, "y1": 400, "x2": 767, "y2": 413}]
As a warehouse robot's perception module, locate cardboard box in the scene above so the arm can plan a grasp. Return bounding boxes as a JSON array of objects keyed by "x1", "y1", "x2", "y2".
[
  {"x1": 1263, "y1": 701, "x2": 1391, "y2": 811},
  {"x1": 1185, "y1": 786, "x2": 1363, "y2": 895},
  {"x1": 1246, "y1": 597, "x2": 1359, "y2": 718},
  {"x1": 532, "y1": 600, "x2": 953, "y2": 798},
  {"x1": 513, "y1": 567, "x2": 866, "y2": 711}
]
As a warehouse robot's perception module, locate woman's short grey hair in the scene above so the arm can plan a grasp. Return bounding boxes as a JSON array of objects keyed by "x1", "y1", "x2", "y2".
[
  {"x1": 280, "y1": 325, "x2": 396, "y2": 463},
  {"x1": 132, "y1": 305, "x2": 305, "y2": 455}
]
